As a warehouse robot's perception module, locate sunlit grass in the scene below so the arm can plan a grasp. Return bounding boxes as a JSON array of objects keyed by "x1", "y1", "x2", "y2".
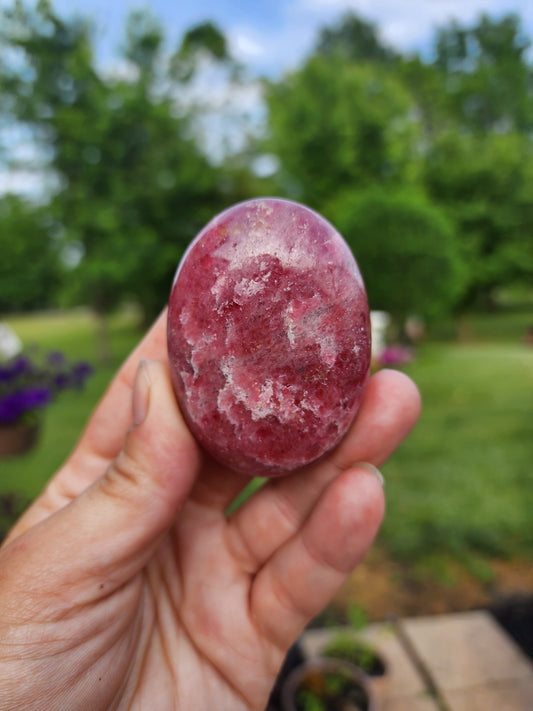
[{"x1": 381, "y1": 341, "x2": 533, "y2": 561}]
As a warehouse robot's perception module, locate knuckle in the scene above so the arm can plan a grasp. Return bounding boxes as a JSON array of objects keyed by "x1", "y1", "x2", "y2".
[{"x1": 100, "y1": 449, "x2": 146, "y2": 505}]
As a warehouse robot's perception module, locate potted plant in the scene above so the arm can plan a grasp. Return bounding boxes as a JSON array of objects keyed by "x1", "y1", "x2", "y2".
[
  {"x1": 320, "y1": 630, "x2": 389, "y2": 706},
  {"x1": 0, "y1": 348, "x2": 93, "y2": 457},
  {"x1": 322, "y1": 633, "x2": 386, "y2": 678},
  {"x1": 305, "y1": 606, "x2": 389, "y2": 705},
  {"x1": 281, "y1": 658, "x2": 377, "y2": 711}
]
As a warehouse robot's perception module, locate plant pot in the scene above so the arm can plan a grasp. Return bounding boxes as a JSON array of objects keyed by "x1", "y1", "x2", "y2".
[
  {"x1": 0, "y1": 420, "x2": 40, "y2": 457},
  {"x1": 321, "y1": 632, "x2": 389, "y2": 705},
  {"x1": 281, "y1": 658, "x2": 378, "y2": 711}
]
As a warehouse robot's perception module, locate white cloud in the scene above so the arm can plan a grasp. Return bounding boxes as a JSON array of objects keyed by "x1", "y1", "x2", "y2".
[{"x1": 229, "y1": 27, "x2": 266, "y2": 61}]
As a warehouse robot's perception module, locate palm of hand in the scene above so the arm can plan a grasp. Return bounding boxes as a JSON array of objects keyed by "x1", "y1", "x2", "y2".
[
  {"x1": 115, "y1": 513, "x2": 281, "y2": 711},
  {"x1": 86, "y1": 516, "x2": 284, "y2": 711}
]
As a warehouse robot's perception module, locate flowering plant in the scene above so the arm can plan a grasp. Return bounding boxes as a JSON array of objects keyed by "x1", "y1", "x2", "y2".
[
  {"x1": 375, "y1": 345, "x2": 414, "y2": 369},
  {"x1": 0, "y1": 349, "x2": 93, "y2": 426}
]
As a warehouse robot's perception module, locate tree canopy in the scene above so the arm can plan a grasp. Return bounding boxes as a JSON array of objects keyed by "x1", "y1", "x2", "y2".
[
  {"x1": 266, "y1": 56, "x2": 419, "y2": 207},
  {"x1": 0, "y1": 1, "x2": 228, "y2": 324},
  {"x1": 1, "y1": 4, "x2": 532, "y2": 326}
]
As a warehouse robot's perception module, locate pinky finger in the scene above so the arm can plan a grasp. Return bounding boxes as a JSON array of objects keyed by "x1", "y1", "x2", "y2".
[{"x1": 251, "y1": 465, "x2": 385, "y2": 652}]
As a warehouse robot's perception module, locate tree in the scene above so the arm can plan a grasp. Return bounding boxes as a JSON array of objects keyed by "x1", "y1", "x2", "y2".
[
  {"x1": 171, "y1": 20, "x2": 230, "y2": 81},
  {"x1": 425, "y1": 131, "x2": 533, "y2": 306},
  {"x1": 434, "y1": 13, "x2": 533, "y2": 134},
  {"x1": 0, "y1": 195, "x2": 61, "y2": 313},
  {"x1": 325, "y1": 187, "x2": 465, "y2": 325},
  {"x1": 315, "y1": 11, "x2": 397, "y2": 64},
  {"x1": 0, "y1": 2, "x2": 229, "y2": 358},
  {"x1": 398, "y1": 56, "x2": 453, "y2": 142},
  {"x1": 266, "y1": 56, "x2": 420, "y2": 209}
]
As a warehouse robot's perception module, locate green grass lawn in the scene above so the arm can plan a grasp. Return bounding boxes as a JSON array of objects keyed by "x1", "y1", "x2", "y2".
[
  {"x1": 381, "y1": 342, "x2": 533, "y2": 566},
  {"x1": 1, "y1": 309, "x2": 532, "y2": 572}
]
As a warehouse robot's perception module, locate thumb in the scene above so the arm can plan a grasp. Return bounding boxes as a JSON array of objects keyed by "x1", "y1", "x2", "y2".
[{"x1": 13, "y1": 359, "x2": 202, "y2": 598}]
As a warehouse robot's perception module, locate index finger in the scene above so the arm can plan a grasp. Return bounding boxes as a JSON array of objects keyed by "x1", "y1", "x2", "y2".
[{"x1": 76, "y1": 308, "x2": 169, "y2": 462}]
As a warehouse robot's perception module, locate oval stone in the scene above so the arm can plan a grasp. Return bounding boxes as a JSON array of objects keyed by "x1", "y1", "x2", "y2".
[{"x1": 167, "y1": 198, "x2": 371, "y2": 477}]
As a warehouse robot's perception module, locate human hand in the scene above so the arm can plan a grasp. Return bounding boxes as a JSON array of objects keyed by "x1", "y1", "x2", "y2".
[{"x1": 0, "y1": 310, "x2": 420, "y2": 711}]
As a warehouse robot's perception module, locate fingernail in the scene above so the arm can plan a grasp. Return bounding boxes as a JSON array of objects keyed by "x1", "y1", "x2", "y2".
[
  {"x1": 132, "y1": 359, "x2": 152, "y2": 426},
  {"x1": 353, "y1": 461, "x2": 385, "y2": 487}
]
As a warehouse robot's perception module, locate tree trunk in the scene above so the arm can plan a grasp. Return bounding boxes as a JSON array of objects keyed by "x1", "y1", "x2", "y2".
[{"x1": 94, "y1": 310, "x2": 113, "y2": 365}]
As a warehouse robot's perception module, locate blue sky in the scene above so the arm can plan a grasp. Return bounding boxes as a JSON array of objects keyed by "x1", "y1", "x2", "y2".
[{"x1": 22, "y1": 0, "x2": 533, "y2": 76}]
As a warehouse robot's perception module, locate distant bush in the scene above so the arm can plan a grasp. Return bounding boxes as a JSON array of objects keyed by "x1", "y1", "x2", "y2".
[{"x1": 327, "y1": 187, "x2": 466, "y2": 324}]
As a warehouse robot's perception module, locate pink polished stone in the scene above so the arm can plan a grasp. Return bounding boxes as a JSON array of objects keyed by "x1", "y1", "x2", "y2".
[{"x1": 167, "y1": 198, "x2": 370, "y2": 477}]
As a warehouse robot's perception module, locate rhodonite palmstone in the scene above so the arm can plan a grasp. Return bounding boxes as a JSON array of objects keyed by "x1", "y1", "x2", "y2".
[{"x1": 167, "y1": 198, "x2": 371, "y2": 477}]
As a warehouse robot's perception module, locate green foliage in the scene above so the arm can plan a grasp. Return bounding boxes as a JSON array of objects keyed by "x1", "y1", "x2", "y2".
[
  {"x1": 326, "y1": 187, "x2": 465, "y2": 322},
  {"x1": 124, "y1": 10, "x2": 164, "y2": 75},
  {"x1": 171, "y1": 21, "x2": 230, "y2": 82},
  {"x1": 0, "y1": 2, "x2": 228, "y2": 323},
  {"x1": 398, "y1": 56, "x2": 452, "y2": 140},
  {"x1": 180, "y1": 21, "x2": 228, "y2": 61},
  {"x1": 434, "y1": 13, "x2": 533, "y2": 133},
  {"x1": 425, "y1": 131, "x2": 533, "y2": 306},
  {"x1": 0, "y1": 195, "x2": 60, "y2": 312},
  {"x1": 315, "y1": 11, "x2": 397, "y2": 64},
  {"x1": 266, "y1": 57, "x2": 420, "y2": 207},
  {"x1": 346, "y1": 605, "x2": 369, "y2": 632},
  {"x1": 1, "y1": 4, "x2": 532, "y2": 325},
  {"x1": 323, "y1": 635, "x2": 383, "y2": 676},
  {"x1": 266, "y1": 10, "x2": 533, "y2": 313},
  {"x1": 294, "y1": 667, "x2": 369, "y2": 711},
  {"x1": 295, "y1": 689, "x2": 326, "y2": 711}
]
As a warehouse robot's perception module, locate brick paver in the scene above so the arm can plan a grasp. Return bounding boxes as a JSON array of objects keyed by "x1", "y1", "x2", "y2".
[
  {"x1": 444, "y1": 677, "x2": 533, "y2": 711},
  {"x1": 402, "y1": 610, "x2": 533, "y2": 711}
]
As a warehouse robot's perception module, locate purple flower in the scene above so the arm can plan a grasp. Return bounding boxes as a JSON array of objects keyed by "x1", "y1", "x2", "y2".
[
  {"x1": 378, "y1": 346, "x2": 414, "y2": 368},
  {"x1": 11, "y1": 356, "x2": 33, "y2": 377},
  {"x1": 0, "y1": 387, "x2": 52, "y2": 424},
  {"x1": 47, "y1": 350, "x2": 66, "y2": 367},
  {"x1": 0, "y1": 356, "x2": 32, "y2": 383},
  {"x1": 0, "y1": 348, "x2": 94, "y2": 425},
  {"x1": 71, "y1": 361, "x2": 93, "y2": 388},
  {"x1": 53, "y1": 372, "x2": 71, "y2": 390}
]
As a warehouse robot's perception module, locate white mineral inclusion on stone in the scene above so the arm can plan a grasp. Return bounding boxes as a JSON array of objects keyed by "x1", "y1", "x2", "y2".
[
  {"x1": 210, "y1": 273, "x2": 228, "y2": 302},
  {"x1": 284, "y1": 297, "x2": 341, "y2": 367},
  {"x1": 217, "y1": 355, "x2": 317, "y2": 425},
  {"x1": 233, "y1": 276, "x2": 266, "y2": 302}
]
